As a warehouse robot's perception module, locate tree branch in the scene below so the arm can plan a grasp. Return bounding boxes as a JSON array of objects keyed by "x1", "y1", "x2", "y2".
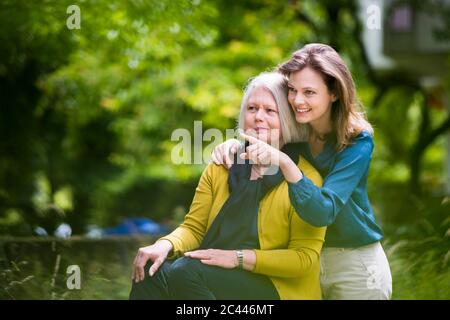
[{"x1": 421, "y1": 114, "x2": 450, "y2": 150}]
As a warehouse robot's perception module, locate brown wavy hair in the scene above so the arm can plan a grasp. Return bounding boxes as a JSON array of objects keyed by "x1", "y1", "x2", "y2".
[{"x1": 277, "y1": 43, "x2": 373, "y2": 151}]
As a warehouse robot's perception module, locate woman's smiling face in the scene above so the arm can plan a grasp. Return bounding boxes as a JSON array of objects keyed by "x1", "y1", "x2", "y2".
[{"x1": 287, "y1": 67, "x2": 337, "y2": 128}]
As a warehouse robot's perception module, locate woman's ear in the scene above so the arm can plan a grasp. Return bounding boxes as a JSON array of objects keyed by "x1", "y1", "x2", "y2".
[{"x1": 331, "y1": 93, "x2": 338, "y2": 102}]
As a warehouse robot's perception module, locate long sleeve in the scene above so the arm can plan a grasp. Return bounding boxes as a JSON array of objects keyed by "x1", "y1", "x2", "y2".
[
  {"x1": 252, "y1": 206, "x2": 326, "y2": 278},
  {"x1": 159, "y1": 164, "x2": 215, "y2": 258},
  {"x1": 288, "y1": 133, "x2": 374, "y2": 227},
  {"x1": 252, "y1": 158, "x2": 326, "y2": 278}
]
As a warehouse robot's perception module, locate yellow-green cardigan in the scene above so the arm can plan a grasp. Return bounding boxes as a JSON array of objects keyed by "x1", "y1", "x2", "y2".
[{"x1": 160, "y1": 159, "x2": 326, "y2": 300}]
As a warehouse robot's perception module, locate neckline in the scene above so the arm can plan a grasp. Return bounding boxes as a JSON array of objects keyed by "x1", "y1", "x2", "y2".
[{"x1": 307, "y1": 140, "x2": 329, "y2": 162}]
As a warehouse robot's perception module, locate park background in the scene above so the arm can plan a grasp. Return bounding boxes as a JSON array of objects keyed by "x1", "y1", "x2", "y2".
[{"x1": 0, "y1": 0, "x2": 449, "y2": 299}]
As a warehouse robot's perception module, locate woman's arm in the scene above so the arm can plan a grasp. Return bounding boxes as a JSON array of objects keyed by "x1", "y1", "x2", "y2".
[
  {"x1": 252, "y1": 207, "x2": 326, "y2": 278},
  {"x1": 238, "y1": 133, "x2": 303, "y2": 182},
  {"x1": 183, "y1": 210, "x2": 325, "y2": 277},
  {"x1": 183, "y1": 248, "x2": 257, "y2": 271},
  {"x1": 133, "y1": 166, "x2": 216, "y2": 281},
  {"x1": 249, "y1": 157, "x2": 326, "y2": 278},
  {"x1": 158, "y1": 164, "x2": 216, "y2": 258},
  {"x1": 211, "y1": 134, "x2": 305, "y2": 184},
  {"x1": 288, "y1": 133, "x2": 374, "y2": 227},
  {"x1": 239, "y1": 132, "x2": 375, "y2": 228}
]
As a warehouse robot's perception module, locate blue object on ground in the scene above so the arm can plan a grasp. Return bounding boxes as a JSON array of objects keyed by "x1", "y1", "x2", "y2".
[{"x1": 103, "y1": 217, "x2": 168, "y2": 236}]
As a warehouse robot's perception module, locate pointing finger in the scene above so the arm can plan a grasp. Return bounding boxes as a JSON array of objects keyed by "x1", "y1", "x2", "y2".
[{"x1": 240, "y1": 132, "x2": 260, "y2": 144}]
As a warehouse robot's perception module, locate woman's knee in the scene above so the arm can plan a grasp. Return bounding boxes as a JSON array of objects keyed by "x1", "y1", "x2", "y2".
[
  {"x1": 167, "y1": 257, "x2": 204, "y2": 286},
  {"x1": 129, "y1": 260, "x2": 171, "y2": 300}
]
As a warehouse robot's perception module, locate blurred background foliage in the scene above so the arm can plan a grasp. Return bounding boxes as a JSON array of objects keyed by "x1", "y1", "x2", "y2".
[{"x1": 0, "y1": 0, "x2": 449, "y2": 299}]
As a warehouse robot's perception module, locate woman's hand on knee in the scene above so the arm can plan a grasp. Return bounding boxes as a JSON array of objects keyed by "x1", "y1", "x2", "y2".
[{"x1": 132, "y1": 240, "x2": 173, "y2": 283}]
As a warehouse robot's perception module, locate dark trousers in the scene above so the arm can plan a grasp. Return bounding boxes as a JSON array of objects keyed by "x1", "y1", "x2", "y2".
[{"x1": 129, "y1": 257, "x2": 279, "y2": 300}]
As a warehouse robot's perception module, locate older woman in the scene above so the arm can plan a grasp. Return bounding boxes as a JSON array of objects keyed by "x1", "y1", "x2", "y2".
[{"x1": 129, "y1": 72, "x2": 326, "y2": 300}]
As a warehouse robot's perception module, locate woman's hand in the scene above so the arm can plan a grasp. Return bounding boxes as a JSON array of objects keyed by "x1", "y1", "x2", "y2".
[
  {"x1": 185, "y1": 249, "x2": 256, "y2": 271},
  {"x1": 211, "y1": 139, "x2": 241, "y2": 169},
  {"x1": 239, "y1": 133, "x2": 286, "y2": 166},
  {"x1": 132, "y1": 239, "x2": 173, "y2": 282},
  {"x1": 184, "y1": 249, "x2": 238, "y2": 269},
  {"x1": 240, "y1": 133, "x2": 303, "y2": 182}
]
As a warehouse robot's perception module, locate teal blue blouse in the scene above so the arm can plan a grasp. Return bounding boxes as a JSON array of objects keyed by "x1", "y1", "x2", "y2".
[{"x1": 288, "y1": 130, "x2": 383, "y2": 248}]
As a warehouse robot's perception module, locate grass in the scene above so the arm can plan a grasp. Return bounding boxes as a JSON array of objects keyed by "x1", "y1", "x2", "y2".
[
  {"x1": 385, "y1": 236, "x2": 450, "y2": 299},
  {"x1": 1, "y1": 234, "x2": 449, "y2": 300},
  {"x1": 0, "y1": 236, "x2": 150, "y2": 300}
]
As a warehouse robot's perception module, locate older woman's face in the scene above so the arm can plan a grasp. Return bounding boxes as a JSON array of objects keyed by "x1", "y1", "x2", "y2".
[{"x1": 243, "y1": 86, "x2": 282, "y2": 146}]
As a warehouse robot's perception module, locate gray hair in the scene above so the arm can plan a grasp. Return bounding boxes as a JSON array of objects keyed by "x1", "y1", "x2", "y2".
[{"x1": 237, "y1": 72, "x2": 308, "y2": 144}]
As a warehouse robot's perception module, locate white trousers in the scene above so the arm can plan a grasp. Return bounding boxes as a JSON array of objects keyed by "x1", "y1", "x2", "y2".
[{"x1": 320, "y1": 242, "x2": 392, "y2": 300}]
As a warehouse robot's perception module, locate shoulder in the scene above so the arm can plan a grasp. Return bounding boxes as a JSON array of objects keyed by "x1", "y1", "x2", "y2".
[
  {"x1": 343, "y1": 130, "x2": 374, "y2": 157},
  {"x1": 354, "y1": 130, "x2": 374, "y2": 144},
  {"x1": 198, "y1": 163, "x2": 229, "y2": 187},
  {"x1": 195, "y1": 163, "x2": 230, "y2": 196},
  {"x1": 204, "y1": 162, "x2": 229, "y2": 179}
]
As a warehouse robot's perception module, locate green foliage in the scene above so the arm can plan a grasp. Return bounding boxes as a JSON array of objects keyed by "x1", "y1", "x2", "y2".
[
  {"x1": 384, "y1": 209, "x2": 450, "y2": 299},
  {"x1": 0, "y1": 0, "x2": 449, "y2": 300},
  {"x1": 1, "y1": 0, "x2": 316, "y2": 232}
]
